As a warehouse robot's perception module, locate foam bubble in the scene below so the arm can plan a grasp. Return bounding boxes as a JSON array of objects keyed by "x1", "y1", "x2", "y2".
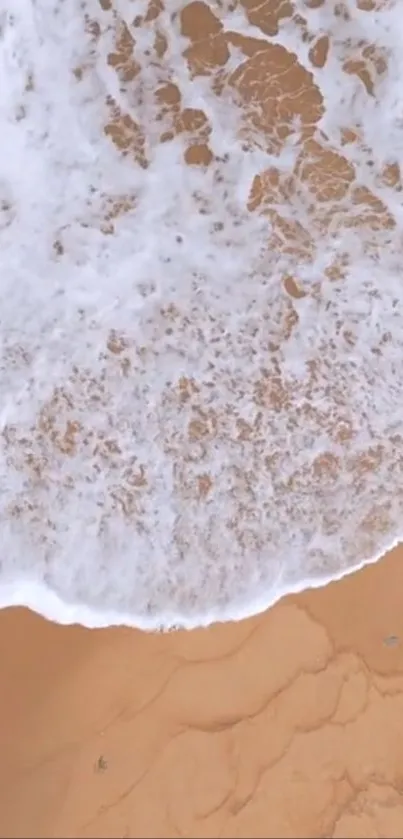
[{"x1": 2, "y1": 0, "x2": 403, "y2": 630}]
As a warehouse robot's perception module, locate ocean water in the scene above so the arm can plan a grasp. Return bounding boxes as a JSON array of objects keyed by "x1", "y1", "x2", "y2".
[{"x1": 1, "y1": 0, "x2": 403, "y2": 630}]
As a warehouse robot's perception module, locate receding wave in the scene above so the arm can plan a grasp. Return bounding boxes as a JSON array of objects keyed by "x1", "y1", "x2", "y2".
[{"x1": 1, "y1": 0, "x2": 403, "y2": 628}]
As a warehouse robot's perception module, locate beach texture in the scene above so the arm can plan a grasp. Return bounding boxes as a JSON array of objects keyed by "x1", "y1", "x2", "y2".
[
  {"x1": 2, "y1": 0, "x2": 403, "y2": 834},
  {"x1": 2, "y1": 546, "x2": 403, "y2": 838}
]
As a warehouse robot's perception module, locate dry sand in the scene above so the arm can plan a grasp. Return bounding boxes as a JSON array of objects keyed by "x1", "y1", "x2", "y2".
[{"x1": 1, "y1": 546, "x2": 403, "y2": 838}]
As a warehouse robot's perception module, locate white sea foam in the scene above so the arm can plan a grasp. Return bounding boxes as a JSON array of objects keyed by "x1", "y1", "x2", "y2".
[{"x1": 1, "y1": 0, "x2": 403, "y2": 630}]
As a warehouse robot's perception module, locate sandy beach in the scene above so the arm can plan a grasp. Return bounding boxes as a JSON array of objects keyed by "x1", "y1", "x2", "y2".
[
  {"x1": 2, "y1": 546, "x2": 403, "y2": 838},
  {"x1": 2, "y1": 1, "x2": 403, "y2": 836}
]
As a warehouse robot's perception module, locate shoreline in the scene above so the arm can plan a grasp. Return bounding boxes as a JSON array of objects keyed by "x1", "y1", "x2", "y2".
[
  {"x1": 1, "y1": 533, "x2": 401, "y2": 632},
  {"x1": 2, "y1": 542, "x2": 403, "y2": 837}
]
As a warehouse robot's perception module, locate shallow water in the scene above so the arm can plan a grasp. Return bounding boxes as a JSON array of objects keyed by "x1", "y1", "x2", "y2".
[{"x1": 1, "y1": 0, "x2": 403, "y2": 629}]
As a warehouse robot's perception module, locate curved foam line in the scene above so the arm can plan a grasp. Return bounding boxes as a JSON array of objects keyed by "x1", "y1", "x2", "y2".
[{"x1": 1, "y1": 536, "x2": 400, "y2": 632}]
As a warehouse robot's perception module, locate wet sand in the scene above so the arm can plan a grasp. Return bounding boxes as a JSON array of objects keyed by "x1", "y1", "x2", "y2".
[{"x1": 2, "y1": 546, "x2": 403, "y2": 838}]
